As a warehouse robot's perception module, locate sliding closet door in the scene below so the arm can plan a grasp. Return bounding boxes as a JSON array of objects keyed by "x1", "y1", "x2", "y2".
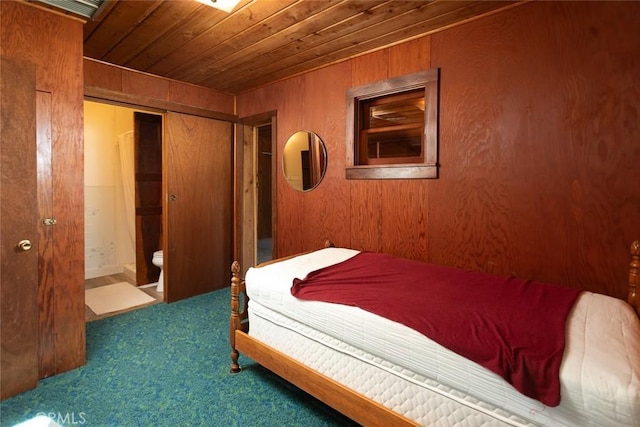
[{"x1": 164, "y1": 112, "x2": 232, "y2": 302}]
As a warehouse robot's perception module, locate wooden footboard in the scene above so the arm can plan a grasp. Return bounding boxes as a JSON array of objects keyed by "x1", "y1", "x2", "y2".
[
  {"x1": 233, "y1": 329, "x2": 417, "y2": 427},
  {"x1": 229, "y1": 261, "x2": 248, "y2": 373}
]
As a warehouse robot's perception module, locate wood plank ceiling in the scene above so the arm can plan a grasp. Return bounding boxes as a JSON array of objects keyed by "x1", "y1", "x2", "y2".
[{"x1": 80, "y1": 0, "x2": 522, "y2": 95}]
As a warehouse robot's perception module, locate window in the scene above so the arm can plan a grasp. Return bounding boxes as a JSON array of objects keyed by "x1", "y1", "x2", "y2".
[{"x1": 346, "y1": 69, "x2": 439, "y2": 179}]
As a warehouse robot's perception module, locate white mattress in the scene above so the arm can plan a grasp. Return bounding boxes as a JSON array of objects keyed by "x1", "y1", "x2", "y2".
[
  {"x1": 249, "y1": 300, "x2": 530, "y2": 426},
  {"x1": 244, "y1": 247, "x2": 640, "y2": 426}
]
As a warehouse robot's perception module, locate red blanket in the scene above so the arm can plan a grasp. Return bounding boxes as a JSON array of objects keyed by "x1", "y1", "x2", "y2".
[{"x1": 291, "y1": 252, "x2": 581, "y2": 407}]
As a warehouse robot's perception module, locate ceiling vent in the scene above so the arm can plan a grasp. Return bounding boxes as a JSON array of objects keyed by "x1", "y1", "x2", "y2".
[{"x1": 34, "y1": 0, "x2": 107, "y2": 20}]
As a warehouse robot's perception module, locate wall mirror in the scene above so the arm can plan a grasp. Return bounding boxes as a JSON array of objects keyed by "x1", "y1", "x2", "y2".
[{"x1": 282, "y1": 130, "x2": 327, "y2": 191}]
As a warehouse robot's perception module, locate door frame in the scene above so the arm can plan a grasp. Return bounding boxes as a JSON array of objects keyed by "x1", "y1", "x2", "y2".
[
  {"x1": 83, "y1": 100, "x2": 164, "y2": 292},
  {"x1": 84, "y1": 91, "x2": 239, "y2": 301},
  {"x1": 235, "y1": 112, "x2": 277, "y2": 275}
]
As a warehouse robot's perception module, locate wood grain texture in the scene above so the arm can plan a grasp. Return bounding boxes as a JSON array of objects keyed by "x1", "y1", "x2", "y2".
[
  {"x1": 122, "y1": 68, "x2": 172, "y2": 101},
  {"x1": 2, "y1": 0, "x2": 87, "y2": 377},
  {"x1": 348, "y1": 49, "x2": 387, "y2": 254},
  {"x1": 169, "y1": 0, "x2": 320, "y2": 82},
  {"x1": 84, "y1": 58, "x2": 235, "y2": 115},
  {"x1": 99, "y1": 0, "x2": 202, "y2": 66},
  {"x1": 384, "y1": 37, "x2": 432, "y2": 260},
  {"x1": 239, "y1": 123, "x2": 256, "y2": 269},
  {"x1": 238, "y1": 1, "x2": 640, "y2": 302},
  {"x1": 380, "y1": 180, "x2": 428, "y2": 260},
  {"x1": 302, "y1": 64, "x2": 351, "y2": 250},
  {"x1": 83, "y1": 0, "x2": 164, "y2": 58},
  {"x1": 222, "y1": 1, "x2": 480, "y2": 92},
  {"x1": 274, "y1": 76, "x2": 306, "y2": 256},
  {"x1": 165, "y1": 113, "x2": 232, "y2": 301},
  {"x1": 237, "y1": 62, "x2": 354, "y2": 257},
  {"x1": 36, "y1": 91, "x2": 56, "y2": 379},
  {"x1": 167, "y1": 80, "x2": 235, "y2": 113},
  {"x1": 110, "y1": 1, "x2": 237, "y2": 72},
  {"x1": 83, "y1": 58, "x2": 123, "y2": 92},
  {"x1": 40, "y1": 13, "x2": 87, "y2": 376},
  {"x1": 197, "y1": 0, "x2": 395, "y2": 89},
  {"x1": 212, "y1": 1, "x2": 520, "y2": 93},
  {"x1": 81, "y1": 0, "x2": 520, "y2": 94},
  {"x1": 429, "y1": 1, "x2": 640, "y2": 299},
  {"x1": 388, "y1": 36, "x2": 431, "y2": 77},
  {"x1": 235, "y1": 111, "x2": 278, "y2": 269},
  {"x1": 0, "y1": 55, "x2": 39, "y2": 400},
  {"x1": 349, "y1": 180, "x2": 383, "y2": 253}
]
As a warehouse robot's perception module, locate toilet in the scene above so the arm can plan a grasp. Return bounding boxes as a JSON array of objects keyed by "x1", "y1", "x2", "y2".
[{"x1": 152, "y1": 250, "x2": 164, "y2": 292}]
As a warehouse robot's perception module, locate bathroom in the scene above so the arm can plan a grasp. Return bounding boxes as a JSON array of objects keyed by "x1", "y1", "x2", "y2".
[{"x1": 84, "y1": 100, "x2": 164, "y2": 317}]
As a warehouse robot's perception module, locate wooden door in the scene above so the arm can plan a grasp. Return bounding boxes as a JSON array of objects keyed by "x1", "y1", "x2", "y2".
[
  {"x1": 237, "y1": 113, "x2": 277, "y2": 274},
  {"x1": 164, "y1": 112, "x2": 232, "y2": 302},
  {"x1": 0, "y1": 57, "x2": 39, "y2": 399},
  {"x1": 134, "y1": 112, "x2": 163, "y2": 286}
]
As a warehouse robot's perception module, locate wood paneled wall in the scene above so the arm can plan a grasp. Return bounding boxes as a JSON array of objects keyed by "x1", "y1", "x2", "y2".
[
  {"x1": 84, "y1": 58, "x2": 234, "y2": 115},
  {"x1": 1, "y1": 1, "x2": 85, "y2": 374},
  {"x1": 237, "y1": 1, "x2": 640, "y2": 302},
  {"x1": 429, "y1": 1, "x2": 640, "y2": 300}
]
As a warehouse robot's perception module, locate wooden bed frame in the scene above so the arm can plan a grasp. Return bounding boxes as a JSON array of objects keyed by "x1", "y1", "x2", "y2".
[{"x1": 229, "y1": 240, "x2": 640, "y2": 426}]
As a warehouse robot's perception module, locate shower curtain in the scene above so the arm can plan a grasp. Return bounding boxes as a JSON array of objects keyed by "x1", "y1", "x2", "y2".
[{"x1": 117, "y1": 131, "x2": 136, "y2": 257}]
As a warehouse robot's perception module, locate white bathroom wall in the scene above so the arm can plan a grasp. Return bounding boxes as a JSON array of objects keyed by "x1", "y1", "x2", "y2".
[
  {"x1": 113, "y1": 107, "x2": 136, "y2": 271},
  {"x1": 84, "y1": 101, "x2": 135, "y2": 279}
]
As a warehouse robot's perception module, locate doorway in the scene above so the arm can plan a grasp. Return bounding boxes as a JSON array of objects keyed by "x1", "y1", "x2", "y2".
[
  {"x1": 256, "y1": 123, "x2": 273, "y2": 264},
  {"x1": 83, "y1": 101, "x2": 164, "y2": 320},
  {"x1": 237, "y1": 112, "x2": 277, "y2": 271}
]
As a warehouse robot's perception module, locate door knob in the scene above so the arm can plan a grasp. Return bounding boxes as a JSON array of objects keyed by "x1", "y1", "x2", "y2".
[{"x1": 17, "y1": 240, "x2": 32, "y2": 251}]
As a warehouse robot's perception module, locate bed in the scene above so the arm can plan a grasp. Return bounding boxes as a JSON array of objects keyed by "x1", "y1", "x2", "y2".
[{"x1": 229, "y1": 240, "x2": 640, "y2": 426}]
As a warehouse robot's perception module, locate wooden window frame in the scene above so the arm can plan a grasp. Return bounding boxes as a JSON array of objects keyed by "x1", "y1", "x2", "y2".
[{"x1": 346, "y1": 69, "x2": 439, "y2": 179}]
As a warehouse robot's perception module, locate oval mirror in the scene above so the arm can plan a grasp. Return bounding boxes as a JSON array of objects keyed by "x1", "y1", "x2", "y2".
[{"x1": 282, "y1": 130, "x2": 327, "y2": 191}]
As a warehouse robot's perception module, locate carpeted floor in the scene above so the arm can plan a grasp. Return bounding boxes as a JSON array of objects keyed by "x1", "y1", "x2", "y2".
[{"x1": 1, "y1": 288, "x2": 357, "y2": 426}]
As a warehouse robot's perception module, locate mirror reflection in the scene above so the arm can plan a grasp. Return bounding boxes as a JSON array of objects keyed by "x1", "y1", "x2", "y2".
[{"x1": 283, "y1": 130, "x2": 327, "y2": 191}]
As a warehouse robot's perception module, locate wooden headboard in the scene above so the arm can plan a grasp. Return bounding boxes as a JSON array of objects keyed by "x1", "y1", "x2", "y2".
[{"x1": 629, "y1": 240, "x2": 640, "y2": 315}]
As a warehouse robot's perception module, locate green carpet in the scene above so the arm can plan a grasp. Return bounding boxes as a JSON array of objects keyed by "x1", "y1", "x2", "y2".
[{"x1": 1, "y1": 288, "x2": 358, "y2": 426}]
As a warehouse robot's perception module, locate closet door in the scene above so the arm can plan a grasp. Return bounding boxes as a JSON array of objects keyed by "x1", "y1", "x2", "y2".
[
  {"x1": 0, "y1": 58, "x2": 39, "y2": 399},
  {"x1": 164, "y1": 112, "x2": 232, "y2": 302}
]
